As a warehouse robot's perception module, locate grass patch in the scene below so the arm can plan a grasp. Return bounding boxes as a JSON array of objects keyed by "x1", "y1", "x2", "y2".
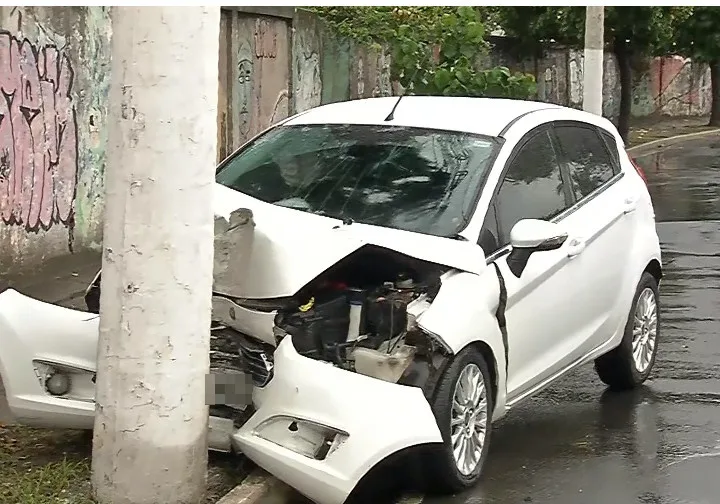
[
  {"x1": 0, "y1": 424, "x2": 93, "y2": 504},
  {"x1": 0, "y1": 423, "x2": 251, "y2": 503},
  {"x1": 0, "y1": 458, "x2": 93, "y2": 504}
]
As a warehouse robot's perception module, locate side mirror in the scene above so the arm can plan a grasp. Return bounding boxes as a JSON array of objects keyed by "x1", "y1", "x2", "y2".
[
  {"x1": 507, "y1": 219, "x2": 568, "y2": 277},
  {"x1": 510, "y1": 219, "x2": 568, "y2": 251}
]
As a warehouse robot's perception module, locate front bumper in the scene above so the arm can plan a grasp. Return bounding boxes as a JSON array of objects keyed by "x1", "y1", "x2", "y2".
[
  {"x1": 231, "y1": 336, "x2": 443, "y2": 504},
  {"x1": 0, "y1": 289, "x2": 444, "y2": 504},
  {"x1": 0, "y1": 289, "x2": 98, "y2": 429}
]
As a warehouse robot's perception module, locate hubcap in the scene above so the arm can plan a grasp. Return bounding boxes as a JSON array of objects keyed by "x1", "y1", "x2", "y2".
[
  {"x1": 632, "y1": 287, "x2": 658, "y2": 374},
  {"x1": 451, "y1": 363, "x2": 488, "y2": 476}
]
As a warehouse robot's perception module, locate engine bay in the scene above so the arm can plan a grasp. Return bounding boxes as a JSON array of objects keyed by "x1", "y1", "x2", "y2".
[
  {"x1": 84, "y1": 245, "x2": 455, "y2": 400},
  {"x1": 270, "y1": 245, "x2": 452, "y2": 394}
]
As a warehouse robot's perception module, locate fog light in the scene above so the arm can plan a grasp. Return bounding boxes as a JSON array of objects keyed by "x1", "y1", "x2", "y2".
[
  {"x1": 46, "y1": 373, "x2": 71, "y2": 396},
  {"x1": 33, "y1": 360, "x2": 95, "y2": 402},
  {"x1": 254, "y1": 415, "x2": 348, "y2": 460}
]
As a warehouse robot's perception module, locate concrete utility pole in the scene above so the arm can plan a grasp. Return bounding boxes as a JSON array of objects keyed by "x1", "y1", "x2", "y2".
[
  {"x1": 583, "y1": 6, "x2": 605, "y2": 116},
  {"x1": 92, "y1": 6, "x2": 220, "y2": 504}
]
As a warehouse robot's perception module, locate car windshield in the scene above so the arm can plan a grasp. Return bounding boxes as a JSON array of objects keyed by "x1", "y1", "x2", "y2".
[{"x1": 215, "y1": 123, "x2": 499, "y2": 238}]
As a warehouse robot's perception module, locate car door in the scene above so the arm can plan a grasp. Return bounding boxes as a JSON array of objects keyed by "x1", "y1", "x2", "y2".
[
  {"x1": 479, "y1": 126, "x2": 593, "y2": 403},
  {"x1": 549, "y1": 122, "x2": 637, "y2": 353}
]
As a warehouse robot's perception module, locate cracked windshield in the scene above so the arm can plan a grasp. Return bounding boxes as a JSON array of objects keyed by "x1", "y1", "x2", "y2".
[{"x1": 215, "y1": 124, "x2": 498, "y2": 237}]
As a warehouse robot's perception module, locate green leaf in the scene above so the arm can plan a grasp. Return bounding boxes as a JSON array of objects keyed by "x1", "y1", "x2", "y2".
[
  {"x1": 434, "y1": 68, "x2": 453, "y2": 90},
  {"x1": 465, "y1": 21, "x2": 485, "y2": 42},
  {"x1": 313, "y1": 6, "x2": 537, "y2": 101}
]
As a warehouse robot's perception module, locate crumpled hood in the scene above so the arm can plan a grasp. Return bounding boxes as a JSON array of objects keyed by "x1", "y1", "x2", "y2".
[{"x1": 212, "y1": 183, "x2": 485, "y2": 299}]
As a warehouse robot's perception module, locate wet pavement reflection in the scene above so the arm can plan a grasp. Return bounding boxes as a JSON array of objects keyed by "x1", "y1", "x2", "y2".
[
  {"x1": 419, "y1": 135, "x2": 720, "y2": 504},
  {"x1": 635, "y1": 137, "x2": 720, "y2": 222}
]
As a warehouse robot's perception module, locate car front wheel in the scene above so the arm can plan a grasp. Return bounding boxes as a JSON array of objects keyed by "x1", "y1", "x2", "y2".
[
  {"x1": 426, "y1": 347, "x2": 493, "y2": 493},
  {"x1": 595, "y1": 272, "x2": 660, "y2": 390}
]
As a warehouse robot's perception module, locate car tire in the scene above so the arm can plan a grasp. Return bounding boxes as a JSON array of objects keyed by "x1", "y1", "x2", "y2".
[
  {"x1": 594, "y1": 272, "x2": 660, "y2": 391},
  {"x1": 425, "y1": 347, "x2": 494, "y2": 493}
]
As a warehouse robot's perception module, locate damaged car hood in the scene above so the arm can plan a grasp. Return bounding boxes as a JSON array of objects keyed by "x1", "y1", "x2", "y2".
[{"x1": 212, "y1": 183, "x2": 486, "y2": 299}]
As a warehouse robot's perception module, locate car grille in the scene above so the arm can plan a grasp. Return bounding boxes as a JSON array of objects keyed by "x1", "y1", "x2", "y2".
[{"x1": 210, "y1": 326, "x2": 275, "y2": 388}]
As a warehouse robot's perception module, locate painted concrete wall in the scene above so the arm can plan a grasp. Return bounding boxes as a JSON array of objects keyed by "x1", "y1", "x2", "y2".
[
  {"x1": 217, "y1": 7, "x2": 393, "y2": 157},
  {"x1": 0, "y1": 6, "x2": 111, "y2": 275},
  {"x1": 484, "y1": 37, "x2": 712, "y2": 120},
  {"x1": 0, "y1": 6, "x2": 714, "y2": 275}
]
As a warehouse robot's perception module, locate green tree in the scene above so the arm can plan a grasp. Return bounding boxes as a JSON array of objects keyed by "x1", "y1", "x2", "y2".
[
  {"x1": 672, "y1": 7, "x2": 720, "y2": 126},
  {"x1": 498, "y1": 7, "x2": 691, "y2": 142},
  {"x1": 311, "y1": 6, "x2": 537, "y2": 99}
]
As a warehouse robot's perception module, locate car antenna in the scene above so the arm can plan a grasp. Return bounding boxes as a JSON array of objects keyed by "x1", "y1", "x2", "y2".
[{"x1": 384, "y1": 94, "x2": 404, "y2": 122}]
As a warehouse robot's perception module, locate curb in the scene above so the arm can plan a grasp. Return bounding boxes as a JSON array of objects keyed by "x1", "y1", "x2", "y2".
[
  {"x1": 216, "y1": 470, "x2": 274, "y2": 504},
  {"x1": 627, "y1": 127, "x2": 720, "y2": 156},
  {"x1": 216, "y1": 469, "x2": 300, "y2": 504}
]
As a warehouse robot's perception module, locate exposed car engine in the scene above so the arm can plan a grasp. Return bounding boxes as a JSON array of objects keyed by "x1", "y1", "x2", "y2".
[
  {"x1": 268, "y1": 245, "x2": 452, "y2": 394},
  {"x1": 84, "y1": 245, "x2": 453, "y2": 405}
]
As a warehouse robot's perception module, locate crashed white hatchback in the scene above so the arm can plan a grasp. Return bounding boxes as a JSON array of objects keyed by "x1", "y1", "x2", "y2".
[{"x1": 0, "y1": 96, "x2": 662, "y2": 504}]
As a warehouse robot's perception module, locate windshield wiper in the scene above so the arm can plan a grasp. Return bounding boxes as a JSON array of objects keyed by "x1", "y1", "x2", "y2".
[{"x1": 313, "y1": 209, "x2": 353, "y2": 227}]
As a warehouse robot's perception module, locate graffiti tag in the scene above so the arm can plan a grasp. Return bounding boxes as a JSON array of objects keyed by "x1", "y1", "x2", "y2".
[{"x1": 0, "y1": 32, "x2": 78, "y2": 231}]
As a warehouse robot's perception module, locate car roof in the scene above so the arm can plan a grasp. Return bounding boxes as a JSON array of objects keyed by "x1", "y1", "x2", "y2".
[{"x1": 283, "y1": 96, "x2": 574, "y2": 138}]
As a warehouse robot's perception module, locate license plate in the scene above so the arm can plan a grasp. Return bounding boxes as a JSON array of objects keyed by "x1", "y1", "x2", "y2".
[{"x1": 205, "y1": 371, "x2": 253, "y2": 407}]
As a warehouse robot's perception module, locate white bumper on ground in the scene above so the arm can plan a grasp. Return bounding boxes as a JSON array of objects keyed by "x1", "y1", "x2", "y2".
[
  {"x1": 0, "y1": 289, "x2": 97, "y2": 428},
  {"x1": 232, "y1": 336, "x2": 443, "y2": 504},
  {"x1": 1, "y1": 289, "x2": 445, "y2": 504}
]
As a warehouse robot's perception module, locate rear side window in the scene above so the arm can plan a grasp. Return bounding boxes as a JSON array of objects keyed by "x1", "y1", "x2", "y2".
[
  {"x1": 554, "y1": 125, "x2": 615, "y2": 200},
  {"x1": 494, "y1": 130, "x2": 570, "y2": 247},
  {"x1": 599, "y1": 129, "x2": 622, "y2": 174}
]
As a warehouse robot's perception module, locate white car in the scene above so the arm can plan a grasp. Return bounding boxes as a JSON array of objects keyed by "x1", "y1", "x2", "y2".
[{"x1": 0, "y1": 96, "x2": 661, "y2": 504}]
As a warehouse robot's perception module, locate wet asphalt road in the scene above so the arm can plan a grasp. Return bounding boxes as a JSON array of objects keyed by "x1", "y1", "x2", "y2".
[{"x1": 419, "y1": 136, "x2": 720, "y2": 504}]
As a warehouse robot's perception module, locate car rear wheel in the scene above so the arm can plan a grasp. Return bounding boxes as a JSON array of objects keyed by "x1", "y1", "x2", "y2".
[
  {"x1": 426, "y1": 347, "x2": 493, "y2": 493},
  {"x1": 595, "y1": 272, "x2": 660, "y2": 390}
]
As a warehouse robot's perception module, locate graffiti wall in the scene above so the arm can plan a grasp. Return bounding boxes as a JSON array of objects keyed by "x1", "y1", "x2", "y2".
[
  {"x1": 1, "y1": 6, "x2": 715, "y2": 275},
  {"x1": 482, "y1": 37, "x2": 712, "y2": 120},
  {"x1": 0, "y1": 32, "x2": 78, "y2": 231},
  {"x1": 0, "y1": 6, "x2": 111, "y2": 275},
  {"x1": 218, "y1": 11, "x2": 714, "y2": 158},
  {"x1": 218, "y1": 7, "x2": 394, "y2": 158}
]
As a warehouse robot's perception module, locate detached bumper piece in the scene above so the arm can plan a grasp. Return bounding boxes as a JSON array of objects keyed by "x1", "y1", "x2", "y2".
[
  {"x1": 231, "y1": 337, "x2": 443, "y2": 504},
  {"x1": 0, "y1": 290, "x2": 97, "y2": 429}
]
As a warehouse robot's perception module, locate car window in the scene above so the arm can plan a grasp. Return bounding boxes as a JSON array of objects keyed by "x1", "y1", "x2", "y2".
[
  {"x1": 554, "y1": 125, "x2": 615, "y2": 199},
  {"x1": 599, "y1": 129, "x2": 622, "y2": 174},
  {"x1": 494, "y1": 130, "x2": 569, "y2": 247},
  {"x1": 478, "y1": 202, "x2": 499, "y2": 256},
  {"x1": 215, "y1": 124, "x2": 499, "y2": 238}
]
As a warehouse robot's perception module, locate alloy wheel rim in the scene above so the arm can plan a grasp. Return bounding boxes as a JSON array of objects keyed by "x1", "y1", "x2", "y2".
[
  {"x1": 632, "y1": 287, "x2": 658, "y2": 374},
  {"x1": 450, "y1": 363, "x2": 488, "y2": 476}
]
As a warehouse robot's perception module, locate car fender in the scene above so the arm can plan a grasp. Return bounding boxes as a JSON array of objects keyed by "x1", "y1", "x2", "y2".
[{"x1": 416, "y1": 268, "x2": 508, "y2": 419}]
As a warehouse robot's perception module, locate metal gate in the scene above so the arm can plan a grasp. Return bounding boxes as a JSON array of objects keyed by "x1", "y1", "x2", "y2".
[{"x1": 218, "y1": 8, "x2": 291, "y2": 162}]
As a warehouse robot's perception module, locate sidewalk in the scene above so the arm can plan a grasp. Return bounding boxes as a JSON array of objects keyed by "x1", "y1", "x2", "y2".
[
  {"x1": 628, "y1": 115, "x2": 715, "y2": 148},
  {"x1": 1, "y1": 251, "x2": 101, "y2": 309}
]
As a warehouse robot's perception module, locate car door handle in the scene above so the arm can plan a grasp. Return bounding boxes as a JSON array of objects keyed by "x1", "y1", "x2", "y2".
[
  {"x1": 623, "y1": 196, "x2": 638, "y2": 214},
  {"x1": 567, "y1": 237, "x2": 586, "y2": 258}
]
